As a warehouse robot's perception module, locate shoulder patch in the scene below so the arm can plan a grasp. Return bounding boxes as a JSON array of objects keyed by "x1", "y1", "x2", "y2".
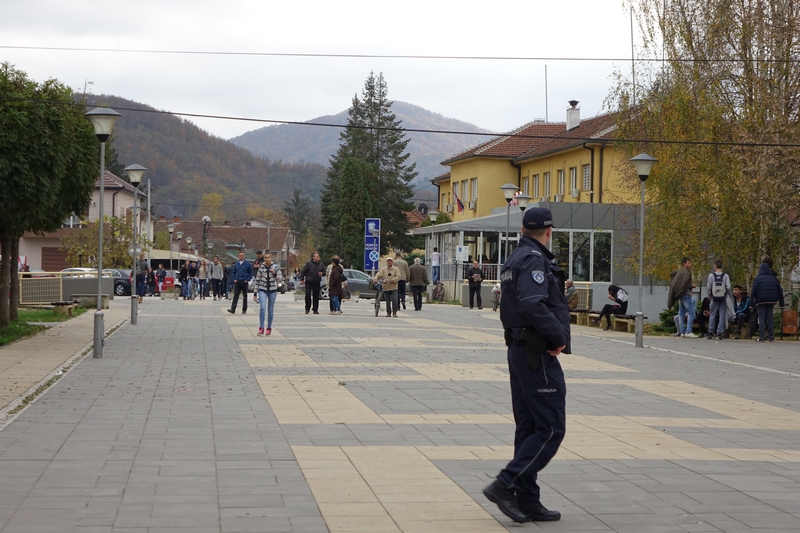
[
  {"x1": 531, "y1": 270, "x2": 545, "y2": 284},
  {"x1": 500, "y1": 270, "x2": 513, "y2": 282}
]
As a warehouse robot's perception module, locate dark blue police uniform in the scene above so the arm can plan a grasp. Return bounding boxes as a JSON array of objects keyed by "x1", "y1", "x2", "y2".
[{"x1": 487, "y1": 208, "x2": 570, "y2": 521}]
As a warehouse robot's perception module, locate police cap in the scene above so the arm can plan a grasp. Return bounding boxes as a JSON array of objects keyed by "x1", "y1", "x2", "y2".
[{"x1": 522, "y1": 207, "x2": 554, "y2": 230}]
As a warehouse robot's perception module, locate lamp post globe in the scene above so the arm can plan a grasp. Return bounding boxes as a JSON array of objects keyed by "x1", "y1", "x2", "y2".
[
  {"x1": 629, "y1": 152, "x2": 658, "y2": 347},
  {"x1": 167, "y1": 223, "x2": 176, "y2": 277},
  {"x1": 84, "y1": 107, "x2": 121, "y2": 359}
]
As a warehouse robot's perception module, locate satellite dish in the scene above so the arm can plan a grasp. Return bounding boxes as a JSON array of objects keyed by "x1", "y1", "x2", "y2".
[
  {"x1": 418, "y1": 203, "x2": 429, "y2": 215},
  {"x1": 202, "y1": 216, "x2": 211, "y2": 223}
]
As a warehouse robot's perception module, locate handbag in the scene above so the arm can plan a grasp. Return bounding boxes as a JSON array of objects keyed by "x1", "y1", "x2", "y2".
[{"x1": 343, "y1": 289, "x2": 351, "y2": 300}]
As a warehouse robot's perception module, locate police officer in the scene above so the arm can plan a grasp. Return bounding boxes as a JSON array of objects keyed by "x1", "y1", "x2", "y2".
[{"x1": 483, "y1": 207, "x2": 569, "y2": 523}]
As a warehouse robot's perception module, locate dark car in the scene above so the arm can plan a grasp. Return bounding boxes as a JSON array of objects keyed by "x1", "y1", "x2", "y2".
[{"x1": 105, "y1": 268, "x2": 132, "y2": 296}]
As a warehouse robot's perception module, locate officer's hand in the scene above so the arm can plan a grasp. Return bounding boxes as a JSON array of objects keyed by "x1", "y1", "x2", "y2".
[{"x1": 547, "y1": 345, "x2": 566, "y2": 356}]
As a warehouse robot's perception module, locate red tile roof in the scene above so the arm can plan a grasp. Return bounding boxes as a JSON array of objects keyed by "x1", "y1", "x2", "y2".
[
  {"x1": 405, "y1": 210, "x2": 425, "y2": 228},
  {"x1": 441, "y1": 121, "x2": 567, "y2": 165},
  {"x1": 514, "y1": 113, "x2": 617, "y2": 161},
  {"x1": 154, "y1": 220, "x2": 294, "y2": 256},
  {"x1": 95, "y1": 170, "x2": 148, "y2": 198}
]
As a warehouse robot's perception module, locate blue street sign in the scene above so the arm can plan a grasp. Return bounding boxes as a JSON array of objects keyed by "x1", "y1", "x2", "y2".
[{"x1": 364, "y1": 218, "x2": 381, "y2": 271}]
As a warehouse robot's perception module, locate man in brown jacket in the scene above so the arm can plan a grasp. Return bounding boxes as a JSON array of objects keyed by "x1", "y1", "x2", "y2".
[
  {"x1": 408, "y1": 257, "x2": 429, "y2": 311},
  {"x1": 667, "y1": 257, "x2": 698, "y2": 338},
  {"x1": 375, "y1": 258, "x2": 401, "y2": 317}
]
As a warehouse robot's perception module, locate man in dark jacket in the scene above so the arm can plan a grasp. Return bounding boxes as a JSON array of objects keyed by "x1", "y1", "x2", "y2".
[
  {"x1": 228, "y1": 251, "x2": 254, "y2": 314},
  {"x1": 750, "y1": 257, "x2": 785, "y2": 342},
  {"x1": 300, "y1": 253, "x2": 326, "y2": 315},
  {"x1": 483, "y1": 207, "x2": 568, "y2": 524},
  {"x1": 179, "y1": 261, "x2": 189, "y2": 300},
  {"x1": 408, "y1": 257, "x2": 429, "y2": 311},
  {"x1": 465, "y1": 260, "x2": 484, "y2": 309},
  {"x1": 667, "y1": 257, "x2": 698, "y2": 338}
]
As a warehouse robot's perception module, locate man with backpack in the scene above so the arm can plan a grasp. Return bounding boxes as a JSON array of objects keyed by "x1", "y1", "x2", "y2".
[{"x1": 706, "y1": 259, "x2": 731, "y2": 340}]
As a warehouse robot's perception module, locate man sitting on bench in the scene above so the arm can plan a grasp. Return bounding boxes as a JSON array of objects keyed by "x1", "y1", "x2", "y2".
[{"x1": 594, "y1": 285, "x2": 629, "y2": 331}]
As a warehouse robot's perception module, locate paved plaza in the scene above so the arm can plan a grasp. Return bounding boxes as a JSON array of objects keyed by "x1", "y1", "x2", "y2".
[{"x1": 1, "y1": 293, "x2": 800, "y2": 532}]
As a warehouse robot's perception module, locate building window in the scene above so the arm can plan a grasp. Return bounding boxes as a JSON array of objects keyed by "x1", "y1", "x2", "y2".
[
  {"x1": 550, "y1": 230, "x2": 613, "y2": 282},
  {"x1": 470, "y1": 178, "x2": 478, "y2": 200},
  {"x1": 441, "y1": 192, "x2": 447, "y2": 209},
  {"x1": 532, "y1": 174, "x2": 539, "y2": 198},
  {"x1": 583, "y1": 164, "x2": 591, "y2": 190},
  {"x1": 570, "y1": 167, "x2": 577, "y2": 193},
  {"x1": 557, "y1": 170, "x2": 565, "y2": 195},
  {"x1": 522, "y1": 176, "x2": 529, "y2": 195},
  {"x1": 544, "y1": 172, "x2": 551, "y2": 197}
]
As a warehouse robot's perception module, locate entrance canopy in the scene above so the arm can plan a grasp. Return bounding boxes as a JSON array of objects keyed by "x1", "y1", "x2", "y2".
[{"x1": 409, "y1": 210, "x2": 525, "y2": 235}]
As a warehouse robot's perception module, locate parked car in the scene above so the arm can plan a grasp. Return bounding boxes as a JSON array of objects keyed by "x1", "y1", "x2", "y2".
[
  {"x1": 247, "y1": 273, "x2": 287, "y2": 294},
  {"x1": 60, "y1": 267, "x2": 96, "y2": 278},
  {"x1": 320, "y1": 268, "x2": 377, "y2": 300},
  {"x1": 104, "y1": 268, "x2": 133, "y2": 296}
]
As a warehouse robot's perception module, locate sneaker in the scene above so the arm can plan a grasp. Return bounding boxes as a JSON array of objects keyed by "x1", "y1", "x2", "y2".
[
  {"x1": 717, "y1": 335, "x2": 724, "y2": 341},
  {"x1": 265, "y1": 328, "x2": 271, "y2": 335},
  {"x1": 329, "y1": 311, "x2": 335, "y2": 315},
  {"x1": 257, "y1": 328, "x2": 264, "y2": 336},
  {"x1": 684, "y1": 332, "x2": 698, "y2": 338},
  {"x1": 673, "y1": 332, "x2": 682, "y2": 337},
  {"x1": 755, "y1": 337, "x2": 766, "y2": 342}
]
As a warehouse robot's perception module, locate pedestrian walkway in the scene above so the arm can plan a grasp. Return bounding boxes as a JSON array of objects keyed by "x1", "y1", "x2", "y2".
[{"x1": 0, "y1": 294, "x2": 799, "y2": 532}]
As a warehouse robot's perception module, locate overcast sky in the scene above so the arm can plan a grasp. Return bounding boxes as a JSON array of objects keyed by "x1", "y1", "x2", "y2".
[{"x1": 1, "y1": 0, "x2": 637, "y2": 140}]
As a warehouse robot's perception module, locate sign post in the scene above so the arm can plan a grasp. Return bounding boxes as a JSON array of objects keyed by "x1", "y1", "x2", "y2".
[{"x1": 364, "y1": 218, "x2": 381, "y2": 275}]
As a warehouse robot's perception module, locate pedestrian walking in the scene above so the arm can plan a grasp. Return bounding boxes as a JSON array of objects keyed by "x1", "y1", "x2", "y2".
[
  {"x1": 465, "y1": 259, "x2": 484, "y2": 309},
  {"x1": 706, "y1": 259, "x2": 731, "y2": 340},
  {"x1": 668, "y1": 257, "x2": 698, "y2": 338},
  {"x1": 188, "y1": 261, "x2": 198, "y2": 300},
  {"x1": 408, "y1": 257, "x2": 428, "y2": 311},
  {"x1": 328, "y1": 257, "x2": 344, "y2": 315},
  {"x1": 145, "y1": 266, "x2": 156, "y2": 296},
  {"x1": 253, "y1": 253, "x2": 282, "y2": 335},
  {"x1": 179, "y1": 261, "x2": 189, "y2": 300},
  {"x1": 209, "y1": 256, "x2": 224, "y2": 300},
  {"x1": 300, "y1": 253, "x2": 326, "y2": 315},
  {"x1": 134, "y1": 252, "x2": 148, "y2": 304},
  {"x1": 198, "y1": 260, "x2": 208, "y2": 300},
  {"x1": 227, "y1": 251, "x2": 253, "y2": 314},
  {"x1": 750, "y1": 256, "x2": 785, "y2": 342},
  {"x1": 155, "y1": 263, "x2": 167, "y2": 296},
  {"x1": 374, "y1": 257, "x2": 401, "y2": 317},
  {"x1": 483, "y1": 207, "x2": 568, "y2": 523},
  {"x1": 393, "y1": 252, "x2": 410, "y2": 310}
]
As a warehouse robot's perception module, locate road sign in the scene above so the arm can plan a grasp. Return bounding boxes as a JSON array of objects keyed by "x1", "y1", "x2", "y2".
[{"x1": 364, "y1": 218, "x2": 381, "y2": 272}]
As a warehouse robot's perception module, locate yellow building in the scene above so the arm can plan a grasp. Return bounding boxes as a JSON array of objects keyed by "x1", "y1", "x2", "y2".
[{"x1": 435, "y1": 101, "x2": 635, "y2": 222}]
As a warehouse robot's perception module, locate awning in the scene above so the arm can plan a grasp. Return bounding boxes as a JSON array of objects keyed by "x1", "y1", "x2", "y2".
[
  {"x1": 409, "y1": 210, "x2": 525, "y2": 235},
  {"x1": 148, "y1": 250, "x2": 201, "y2": 262}
]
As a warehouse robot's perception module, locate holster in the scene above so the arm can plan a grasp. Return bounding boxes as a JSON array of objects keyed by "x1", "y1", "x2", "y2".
[{"x1": 521, "y1": 328, "x2": 549, "y2": 372}]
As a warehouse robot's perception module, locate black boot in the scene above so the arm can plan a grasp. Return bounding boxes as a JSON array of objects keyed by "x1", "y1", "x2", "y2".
[
  {"x1": 519, "y1": 500, "x2": 561, "y2": 521},
  {"x1": 482, "y1": 479, "x2": 527, "y2": 523}
]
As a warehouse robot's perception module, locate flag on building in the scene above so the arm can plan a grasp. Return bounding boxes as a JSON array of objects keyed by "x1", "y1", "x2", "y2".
[{"x1": 451, "y1": 186, "x2": 464, "y2": 212}]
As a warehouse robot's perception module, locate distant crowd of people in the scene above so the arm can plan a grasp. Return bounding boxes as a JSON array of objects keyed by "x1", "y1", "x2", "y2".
[{"x1": 668, "y1": 256, "x2": 785, "y2": 342}]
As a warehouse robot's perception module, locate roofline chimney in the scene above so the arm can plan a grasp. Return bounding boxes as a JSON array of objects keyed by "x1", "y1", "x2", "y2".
[{"x1": 566, "y1": 100, "x2": 580, "y2": 131}]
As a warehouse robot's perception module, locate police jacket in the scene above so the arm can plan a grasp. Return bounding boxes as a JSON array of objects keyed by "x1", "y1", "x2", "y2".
[
  {"x1": 750, "y1": 263, "x2": 785, "y2": 307},
  {"x1": 500, "y1": 235, "x2": 571, "y2": 353}
]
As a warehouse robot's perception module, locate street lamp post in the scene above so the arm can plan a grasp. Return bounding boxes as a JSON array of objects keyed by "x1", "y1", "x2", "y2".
[
  {"x1": 176, "y1": 231, "x2": 183, "y2": 296},
  {"x1": 500, "y1": 183, "x2": 520, "y2": 264},
  {"x1": 167, "y1": 223, "x2": 176, "y2": 278},
  {"x1": 185, "y1": 236, "x2": 194, "y2": 297},
  {"x1": 124, "y1": 164, "x2": 146, "y2": 325},
  {"x1": 85, "y1": 107, "x2": 121, "y2": 359},
  {"x1": 427, "y1": 210, "x2": 439, "y2": 288},
  {"x1": 629, "y1": 153, "x2": 658, "y2": 348}
]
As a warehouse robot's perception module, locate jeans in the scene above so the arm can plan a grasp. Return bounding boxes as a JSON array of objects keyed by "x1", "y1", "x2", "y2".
[
  {"x1": 136, "y1": 275, "x2": 146, "y2": 297},
  {"x1": 181, "y1": 280, "x2": 189, "y2": 298},
  {"x1": 211, "y1": 279, "x2": 222, "y2": 299},
  {"x1": 757, "y1": 304, "x2": 775, "y2": 340},
  {"x1": 331, "y1": 295, "x2": 341, "y2": 312},
  {"x1": 199, "y1": 279, "x2": 207, "y2": 299},
  {"x1": 411, "y1": 285, "x2": 424, "y2": 310},
  {"x1": 384, "y1": 289, "x2": 398, "y2": 315},
  {"x1": 432, "y1": 266, "x2": 440, "y2": 284},
  {"x1": 257, "y1": 290, "x2": 277, "y2": 330},
  {"x1": 708, "y1": 300, "x2": 727, "y2": 335},
  {"x1": 678, "y1": 294, "x2": 696, "y2": 334}
]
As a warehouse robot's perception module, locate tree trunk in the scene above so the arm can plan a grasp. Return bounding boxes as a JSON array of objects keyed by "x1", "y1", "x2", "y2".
[
  {"x1": 0, "y1": 236, "x2": 11, "y2": 329},
  {"x1": 9, "y1": 237, "x2": 20, "y2": 322}
]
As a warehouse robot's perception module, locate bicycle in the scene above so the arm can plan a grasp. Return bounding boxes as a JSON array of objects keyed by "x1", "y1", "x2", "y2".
[
  {"x1": 371, "y1": 280, "x2": 384, "y2": 317},
  {"x1": 431, "y1": 281, "x2": 445, "y2": 302}
]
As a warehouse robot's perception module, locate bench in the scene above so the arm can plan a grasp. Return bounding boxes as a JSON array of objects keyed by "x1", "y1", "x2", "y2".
[
  {"x1": 612, "y1": 314, "x2": 648, "y2": 333},
  {"x1": 569, "y1": 309, "x2": 592, "y2": 326},
  {"x1": 51, "y1": 300, "x2": 78, "y2": 317}
]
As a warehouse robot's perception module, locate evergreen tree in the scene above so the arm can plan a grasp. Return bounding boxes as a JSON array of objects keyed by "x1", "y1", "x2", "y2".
[
  {"x1": 283, "y1": 188, "x2": 312, "y2": 236},
  {"x1": 320, "y1": 72, "x2": 416, "y2": 263}
]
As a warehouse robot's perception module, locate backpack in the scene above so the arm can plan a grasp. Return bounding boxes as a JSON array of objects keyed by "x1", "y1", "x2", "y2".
[{"x1": 712, "y1": 272, "x2": 726, "y2": 302}]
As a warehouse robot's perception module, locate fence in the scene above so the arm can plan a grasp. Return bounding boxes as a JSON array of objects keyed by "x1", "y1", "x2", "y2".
[
  {"x1": 19, "y1": 276, "x2": 64, "y2": 304},
  {"x1": 17, "y1": 272, "x2": 114, "y2": 305}
]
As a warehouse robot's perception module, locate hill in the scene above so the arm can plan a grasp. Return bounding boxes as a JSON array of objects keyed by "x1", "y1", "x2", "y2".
[
  {"x1": 229, "y1": 101, "x2": 493, "y2": 187},
  {"x1": 85, "y1": 95, "x2": 328, "y2": 220}
]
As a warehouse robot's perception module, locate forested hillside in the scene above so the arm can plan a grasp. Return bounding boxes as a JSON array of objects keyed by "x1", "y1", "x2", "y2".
[
  {"x1": 85, "y1": 95, "x2": 327, "y2": 220},
  {"x1": 230, "y1": 101, "x2": 493, "y2": 185}
]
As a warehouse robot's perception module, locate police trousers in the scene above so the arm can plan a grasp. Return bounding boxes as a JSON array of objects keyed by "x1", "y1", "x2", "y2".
[{"x1": 497, "y1": 342, "x2": 566, "y2": 503}]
